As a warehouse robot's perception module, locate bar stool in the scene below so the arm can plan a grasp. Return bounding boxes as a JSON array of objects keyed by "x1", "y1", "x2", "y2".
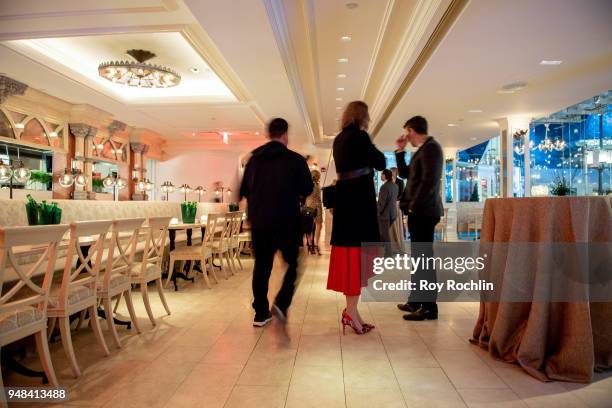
[
  {"x1": 129, "y1": 217, "x2": 172, "y2": 326},
  {"x1": 97, "y1": 218, "x2": 144, "y2": 348},
  {"x1": 0, "y1": 224, "x2": 69, "y2": 389},
  {"x1": 168, "y1": 213, "x2": 221, "y2": 289},
  {"x1": 47, "y1": 221, "x2": 111, "y2": 378}
]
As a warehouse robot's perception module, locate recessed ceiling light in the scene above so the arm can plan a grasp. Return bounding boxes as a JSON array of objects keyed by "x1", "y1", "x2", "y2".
[
  {"x1": 500, "y1": 81, "x2": 527, "y2": 93},
  {"x1": 497, "y1": 90, "x2": 515, "y2": 94},
  {"x1": 335, "y1": 118, "x2": 340, "y2": 121},
  {"x1": 255, "y1": 131, "x2": 260, "y2": 135},
  {"x1": 539, "y1": 60, "x2": 562, "y2": 65},
  {"x1": 337, "y1": 73, "x2": 347, "y2": 78},
  {"x1": 336, "y1": 97, "x2": 343, "y2": 101},
  {"x1": 337, "y1": 87, "x2": 345, "y2": 91},
  {"x1": 346, "y1": 2, "x2": 359, "y2": 9},
  {"x1": 190, "y1": 67, "x2": 200, "y2": 73},
  {"x1": 470, "y1": 137, "x2": 477, "y2": 141},
  {"x1": 336, "y1": 106, "x2": 342, "y2": 110},
  {"x1": 447, "y1": 123, "x2": 458, "y2": 127},
  {"x1": 338, "y1": 58, "x2": 349, "y2": 63},
  {"x1": 468, "y1": 109, "x2": 482, "y2": 113},
  {"x1": 341, "y1": 36, "x2": 351, "y2": 42}
]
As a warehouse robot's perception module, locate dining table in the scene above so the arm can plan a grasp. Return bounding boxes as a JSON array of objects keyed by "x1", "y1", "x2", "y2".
[{"x1": 470, "y1": 196, "x2": 612, "y2": 383}]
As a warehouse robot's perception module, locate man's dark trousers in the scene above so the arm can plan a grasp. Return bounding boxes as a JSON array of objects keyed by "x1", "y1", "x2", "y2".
[
  {"x1": 251, "y1": 224, "x2": 300, "y2": 316},
  {"x1": 407, "y1": 214, "x2": 440, "y2": 313}
]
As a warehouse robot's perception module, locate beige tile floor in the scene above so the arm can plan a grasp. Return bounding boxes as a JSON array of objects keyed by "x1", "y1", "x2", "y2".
[{"x1": 4, "y1": 249, "x2": 611, "y2": 408}]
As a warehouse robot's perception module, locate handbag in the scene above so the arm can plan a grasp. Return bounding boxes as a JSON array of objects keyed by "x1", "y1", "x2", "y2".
[{"x1": 301, "y1": 206, "x2": 317, "y2": 218}]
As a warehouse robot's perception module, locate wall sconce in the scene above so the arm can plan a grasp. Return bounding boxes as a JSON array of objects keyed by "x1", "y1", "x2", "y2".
[
  {"x1": 160, "y1": 181, "x2": 174, "y2": 201},
  {"x1": 179, "y1": 183, "x2": 191, "y2": 201},
  {"x1": 0, "y1": 145, "x2": 32, "y2": 199}
]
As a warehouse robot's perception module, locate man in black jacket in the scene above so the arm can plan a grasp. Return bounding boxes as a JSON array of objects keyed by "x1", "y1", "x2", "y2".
[
  {"x1": 240, "y1": 118, "x2": 314, "y2": 327},
  {"x1": 394, "y1": 115, "x2": 443, "y2": 321}
]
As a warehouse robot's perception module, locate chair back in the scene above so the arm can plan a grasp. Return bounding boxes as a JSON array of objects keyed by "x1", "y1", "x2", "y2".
[
  {"x1": 201, "y1": 213, "x2": 221, "y2": 253},
  {"x1": 0, "y1": 225, "x2": 69, "y2": 316},
  {"x1": 138, "y1": 217, "x2": 172, "y2": 273},
  {"x1": 56, "y1": 221, "x2": 112, "y2": 309},
  {"x1": 102, "y1": 218, "x2": 145, "y2": 286},
  {"x1": 218, "y1": 213, "x2": 233, "y2": 243},
  {"x1": 230, "y1": 211, "x2": 244, "y2": 241}
]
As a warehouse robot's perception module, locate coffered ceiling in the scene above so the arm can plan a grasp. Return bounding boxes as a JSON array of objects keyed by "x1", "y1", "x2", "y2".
[{"x1": 0, "y1": 0, "x2": 610, "y2": 155}]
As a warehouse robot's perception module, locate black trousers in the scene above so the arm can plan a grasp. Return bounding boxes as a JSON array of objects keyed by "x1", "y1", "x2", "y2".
[
  {"x1": 407, "y1": 214, "x2": 440, "y2": 312},
  {"x1": 251, "y1": 225, "x2": 300, "y2": 316}
]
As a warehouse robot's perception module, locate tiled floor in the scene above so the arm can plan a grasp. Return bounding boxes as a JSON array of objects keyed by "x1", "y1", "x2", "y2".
[{"x1": 4, "y1": 249, "x2": 611, "y2": 408}]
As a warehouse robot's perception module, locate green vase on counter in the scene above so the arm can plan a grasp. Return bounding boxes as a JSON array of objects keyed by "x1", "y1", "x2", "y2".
[
  {"x1": 25, "y1": 194, "x2": 62, "y2": 225},
  {"x1": 181, "y1": 201, "x2": 198, "y2": 224}
]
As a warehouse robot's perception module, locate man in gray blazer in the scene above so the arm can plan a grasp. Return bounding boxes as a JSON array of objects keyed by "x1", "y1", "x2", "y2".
[{"x1": 378, "y1": 169, "x2": 398, "y2": 255}]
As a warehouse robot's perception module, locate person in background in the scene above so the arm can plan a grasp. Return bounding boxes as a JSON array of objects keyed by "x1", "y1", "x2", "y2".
[
  {"x1": 391, "y1": 167, "x2": 404, "y2": 201},
  {"x1": 305, "y1": 169, "x2": 323, "y2": 255},
  {"x1": 327, "y1": 100, "x2": 386, "y2": 335},
  {"x1": 377, "y1": 169, "x2": 398, "y2": 257},
  {"x1": 240, "y1": 118, "x2": 313, "y2": 327},
  {"x1": 395, "y1": 115, "x2": 443, "y2": 321}
]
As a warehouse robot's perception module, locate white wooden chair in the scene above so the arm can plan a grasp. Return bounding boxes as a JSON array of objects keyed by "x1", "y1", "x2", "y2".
[
  {"x1": 0, "y1": 224, "x2": 69, "y2": 389},
  {"x1": 228, "y1": 211, "x2": 245, "y2": 271},
  {"x1": 467, "y1": 209, "x2": 483, "y2": 241},
  {"x1": 129, "y1": 217, "x2": 172, "y2": 326},
  {"x1": 434, "y1": 208, "x2": 449, "y2": 242},
  {"x1": 47, "y1": 221, "x2": 111, "y2": 377},
  {"x1": 168, "y1": 214, "x2": 221, "y2": 289},
  {"x1": 210, "y1": 214, "x2": 236, "y2": 279},
  {"x1": 98, "y1": 218, "x2": 144, "y2": 348}
]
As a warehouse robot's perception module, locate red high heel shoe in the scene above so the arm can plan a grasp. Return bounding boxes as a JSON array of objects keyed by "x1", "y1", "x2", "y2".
[{"x1": 341, "y1": 309, "x2": 364, "y2": 335}]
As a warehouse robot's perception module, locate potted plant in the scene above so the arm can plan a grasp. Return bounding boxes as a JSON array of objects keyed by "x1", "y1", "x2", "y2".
[
  {"x1": 92, "y1": 178, "x2": 105, "y2": 193},
  {"x1": 549, "y1": 174, "x2": 571, "y2": 196},
  {"x1": 25, "y1": 194, "x2": 62, "y2": 225},
  {"x1": 181, "y1": 201, "x2": 198, "y2": 223}
]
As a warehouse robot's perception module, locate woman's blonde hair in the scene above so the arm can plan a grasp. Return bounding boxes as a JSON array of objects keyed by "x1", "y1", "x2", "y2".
[
  {"x1": 341, "y1": 100, "x2": 370, "y2": 130},
  {"x1": 311, "y1": 169, "x2": 321, "y2": 182}
]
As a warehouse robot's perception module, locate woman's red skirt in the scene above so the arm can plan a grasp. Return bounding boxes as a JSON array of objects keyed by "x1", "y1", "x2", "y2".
[{"x1": 327, "y1": 246, "x2": 376, "y2": 296}]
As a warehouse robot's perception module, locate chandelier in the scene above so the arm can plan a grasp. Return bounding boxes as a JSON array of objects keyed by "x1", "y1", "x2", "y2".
[
  {"x1": 537, "y1": 124, "x2": 566, "y2": 152},
  {"x1": 98, "y1": 49, "x2": 181, "y2": 88}
]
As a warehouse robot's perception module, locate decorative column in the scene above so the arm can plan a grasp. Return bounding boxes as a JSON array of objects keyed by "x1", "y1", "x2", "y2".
[
  {"x1": 130, "y1": 142, "x2": 149, "y2": 200},
  {"x1": 84, "y1": 126, "x2": 97, "y2": 199},
  {"x1": 0, "y1": 75, "x2": 27, "y2": 105},
  {"x1": 69, "y1": 123, "x2": 96, "y2": 200},
  {"x1": 497, "y1": 117, "x2": 530, "y2": 197}
]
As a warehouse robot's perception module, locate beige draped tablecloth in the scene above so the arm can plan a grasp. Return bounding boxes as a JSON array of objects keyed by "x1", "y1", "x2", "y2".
[{"x1": 471, "y1": 196, "x2": 612, "y2": 382}]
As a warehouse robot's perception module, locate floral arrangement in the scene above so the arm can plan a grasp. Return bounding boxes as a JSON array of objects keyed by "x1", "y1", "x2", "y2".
[{"x1": 549, "y1": 174, "x2": 571, "y2": 196}]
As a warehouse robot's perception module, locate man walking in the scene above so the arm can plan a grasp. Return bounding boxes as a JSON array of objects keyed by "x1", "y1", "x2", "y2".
[
  {"x1": 377, "y1": 169, "x2": 398, "y2": 257},
  {"x1": 240, "y1": 118, "x2": 313, "y2": 327},
  {"x1": 395, "y1": 115, "x2": 443, "y2": 321}
]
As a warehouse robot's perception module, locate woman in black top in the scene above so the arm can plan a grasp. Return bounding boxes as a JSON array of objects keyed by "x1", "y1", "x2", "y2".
[{"x1": 327, "y1": 101, "x2": 386, "y2": 334}]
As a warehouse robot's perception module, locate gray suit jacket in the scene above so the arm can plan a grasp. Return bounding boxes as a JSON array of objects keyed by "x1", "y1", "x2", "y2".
[{"x1": 378, "y1": 180, "x2": 398, "y2": 221}]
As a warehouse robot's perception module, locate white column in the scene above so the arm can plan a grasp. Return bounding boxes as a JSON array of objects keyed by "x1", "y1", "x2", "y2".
[{"x1": 497, "y1": 117, "x2": 531, "y2": 197}]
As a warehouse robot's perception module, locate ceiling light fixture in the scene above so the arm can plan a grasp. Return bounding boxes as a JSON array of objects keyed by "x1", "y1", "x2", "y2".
[
  {"x1": 539, "y1": 60, "x2": 562, "y2": 65},
  {"x1": 98, "y1": 49, "x2": 181, "y2": 88},
  {"x1": 335, "y1": 97, "x2": 343, "y2": 101},
  {"x1": 337, "y1": 58, "x2": 349, "y2": 63},
  {"x1": 468, "y1": 109, "x2": 482, "y2": 113},
  {"x1": 447, "y1": 123, "x2": 458, "y2": 127},
  {"x1": 346, "y1": 2, "x2": 359, "y2": 9},
  {"x1": 470, "y1": 137, "x2": 477, "y2": 141},
  {"x1": 337, "y1": 73, "x2": 347, "y2": 78},
  {"x1": 190, "y1": 67, "x2": 200, "y2": 73},
  {"x1": 336, "y1": 106, "x2": 342, "y2": 110},
  {"x1": 336, "y1": 87, "x2": 345, "y2": 91},
  {"x1": 341, "y1": 36, "x2": 351, "y2": 42},
  {"x1": 222, "y1": 131, "x2": 229, "y2": 145},
  {"x1": 499, "y1": 81, "x2": 527, "y2": 94}
]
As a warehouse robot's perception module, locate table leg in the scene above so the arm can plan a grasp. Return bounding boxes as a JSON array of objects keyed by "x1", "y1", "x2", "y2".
[{"x1": 1, "y1": 346, "x2": 48, "y2": 384}]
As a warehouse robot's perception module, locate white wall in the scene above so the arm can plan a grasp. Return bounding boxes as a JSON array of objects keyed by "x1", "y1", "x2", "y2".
[{"x1": 156, "y1": 150, "x2": 242, "y2": 203}]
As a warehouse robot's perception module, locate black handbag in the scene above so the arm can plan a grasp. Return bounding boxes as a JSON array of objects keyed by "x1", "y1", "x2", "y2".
[{"x1": 301, "y1": 206, "x2": 317, "y2": 218}]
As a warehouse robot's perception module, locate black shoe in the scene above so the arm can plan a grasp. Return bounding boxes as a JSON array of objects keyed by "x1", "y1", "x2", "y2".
[
  {"x1": 253, "y1": 311, "x2": 272, "y2": 327},
  {"x1": 397, "y1": 303, "x2": 419, "y2": 313},
  {"x1": 271, "y1": 304, "x2": 287, "y2": 323},
  {"x1": 403, "y1": 307, "x2": 438, "y2": 321}
]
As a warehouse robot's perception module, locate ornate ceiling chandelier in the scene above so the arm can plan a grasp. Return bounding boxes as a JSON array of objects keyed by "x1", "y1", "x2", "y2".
[{"x1": 98, "y1": 49, "x2": 181, "y2": 88}]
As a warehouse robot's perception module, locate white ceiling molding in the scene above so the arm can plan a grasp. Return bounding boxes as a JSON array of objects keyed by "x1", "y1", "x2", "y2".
[
  {"x1": 262, "y1": 0, "x2": 318, "y2": 145},
  {"x1": 364, "y1": 0, "x2": 449, "y2": 130},
  {"x1": 0, "y1": 0, "x2": 179, "y2": 21},
  {"x1": 301, "y1": 0, "x2": 325, "y2": 140}
]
